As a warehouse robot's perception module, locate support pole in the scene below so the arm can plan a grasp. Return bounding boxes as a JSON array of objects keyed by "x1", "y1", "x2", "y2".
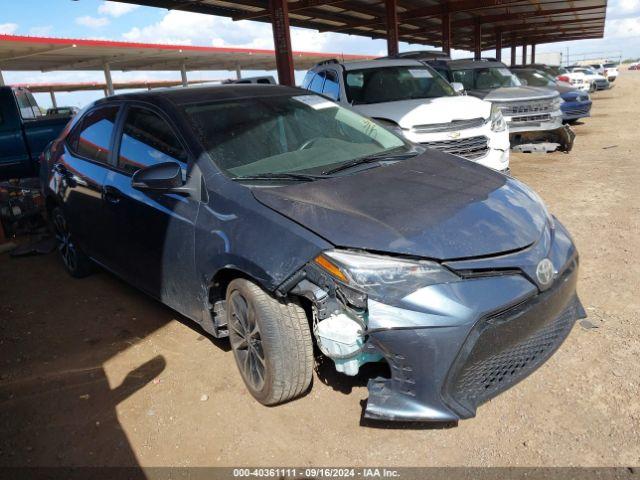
[
  {"x1": 0, "y1": 70, "x2": 5, "y2": 87},
  {"x1": 235, "y1": 63, "x2": 242, "y2": 80},
  {"x1": 511, "y1": 43, "x2": 516, "y2": 66},
  {"x1": 385, "y1": 0, "x2": 399, "y2": 56},
  {"x1": 474, "y1": 21, "x2": 482, "y2": 60},
  {"x1": 180, "y1": 61, "x2": 188, "y2": 87},
  {"x1": 49, "y1": 89, "x2": 57, "y2": 109},
  {"x1": 269, "y1": 0, "x2": 295, "y2": 86},
  {"x1": 441, "y1": 12, "x2": 451, "y2": 57},
  {"x1": 531, "y1": 44, "x2": 536, "y2": 64},
  {"x1": 522, "y1": 44, "x2": 528, "y2": 65},
  {"x1": 495, "y1": 29, "x2": 502, "y2": 62},
  {"x1": 104, "y1": 63, "x2": 114, "y2": 96}
]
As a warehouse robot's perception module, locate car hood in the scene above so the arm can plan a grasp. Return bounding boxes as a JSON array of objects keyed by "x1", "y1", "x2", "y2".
[
  {"x1": 351, "y1": 96, "x2": 490, "y2": 129},
  {"x1": 252, "y1": 151, "x2": 548, "y2": 261},
  {"x1": 469, "y1": 86, "x2": 559, "y2": 102}
]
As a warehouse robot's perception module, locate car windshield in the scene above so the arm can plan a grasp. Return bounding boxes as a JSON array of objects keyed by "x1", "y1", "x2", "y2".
[
  {"x1": 515, "y1": 70, "x2": 555, "y2": 87},
  {"x1": 604, "y1": 63, "x2": 617, "y2": 68},
  {"x1": 183, "y1": 94, "x2": 408, "y2": 179},
  {"x1": 344, "y1": 65, "x2": 455, "y2": 105},
  {"x1": 451, "y1": 67, "x2": 521, "y2": 90}
]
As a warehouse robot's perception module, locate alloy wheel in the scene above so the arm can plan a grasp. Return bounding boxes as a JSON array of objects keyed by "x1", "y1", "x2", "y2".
[
  {"x1": 228, "y1": 291, "x2": 266, "y2": 391},
  {"x1": 53, "y1": 211, "x2": 78, "y2": 273}
]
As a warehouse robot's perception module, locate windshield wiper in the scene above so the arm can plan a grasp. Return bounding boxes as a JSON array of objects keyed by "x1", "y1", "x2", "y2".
[
  {"x1": 322, "y1": 150, "x2": 418, "y2": 175},
  {"x1": 232, "y1": 172, "x2": 329, "y2": 182}
]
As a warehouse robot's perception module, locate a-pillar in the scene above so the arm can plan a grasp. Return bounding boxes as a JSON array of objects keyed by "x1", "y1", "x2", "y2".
[
  {"x1": 269, "y1": 0, "x2": 295, "y2": 86},
  {"x1": 104, "y1": 63, "x2": 114, "y2": 96}
]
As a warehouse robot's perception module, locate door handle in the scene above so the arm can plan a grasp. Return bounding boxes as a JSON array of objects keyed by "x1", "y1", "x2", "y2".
[{"x1": 102, "y1": 186, "x2": 122, "y2": 205}]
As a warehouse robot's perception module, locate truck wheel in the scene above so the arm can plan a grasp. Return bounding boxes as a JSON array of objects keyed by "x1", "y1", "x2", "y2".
[
  {"x1": 51, "y1": 207, "x2": 93, "y2": 278},
  {"x1": 226, "y1": 279, "x2": 313, "y2": 405}
]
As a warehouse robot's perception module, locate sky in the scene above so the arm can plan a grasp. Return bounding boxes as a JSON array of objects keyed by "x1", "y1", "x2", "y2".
[{"x1": 1, "y1": 0, "x2": 640, "y2": 108}]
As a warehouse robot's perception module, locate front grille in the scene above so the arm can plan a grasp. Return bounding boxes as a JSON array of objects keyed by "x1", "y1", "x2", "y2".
[
  {"x1": 443, "y1": 262, "x2": 581, "y2": 418},
  {"x1": 413, "y1": 117, "x2": 486, "y2": 134},
  {"x1": 498, "y1": 99, "x2": 556, "y2": 119},
  {"x1": 509, "y1": 113, "x2": 551, "y2": 124},
  {"x1": 421, "y1": 135, "x2": 489, "y2": 160}
]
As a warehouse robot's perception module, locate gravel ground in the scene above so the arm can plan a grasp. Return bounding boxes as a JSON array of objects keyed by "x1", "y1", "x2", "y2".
[{"x1": 0, "y1": 71, "x2": 638, "y2": 469}]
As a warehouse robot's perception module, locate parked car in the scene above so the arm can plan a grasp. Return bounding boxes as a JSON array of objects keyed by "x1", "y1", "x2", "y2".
[
  {"x1": 568, "y1": 67, "x2": 610, "y2": 91},
  {"x1": 0, "y1": 86, "x2": 73, "y2": 180},
  {"x1": 556, "y1": 71, "x2": 590, "y2": 92},
  {"x1": 41, "y1": 85, "x2": 585, "y2": 423},
  {"x1": 527, "y1": 64, "x2": 568, "y2": 78},
  {"x1": 629, "y1": 62, "x2": 640, "y2": 71},
  {"x1": 511, "y1": 67, "x2": 592, "y2": 123},
  {"x1": 302, "y1": 59, "x2": 510, "y2": 172},
  {"x1": 424, "y1": 58, "x2": 572, "y2": 151},
  {"x1": 602, "y1": 63, "x2": 619, "y2": 82},
  {"x1": 46, "y1": 106, "x2": 79, "y2": 116},
  {"x1": 588, "y1": 63, "x2": 619, "y2": 82},
  {"x1": 223, "y1": 75, "x2": 277, "y2": 85}
]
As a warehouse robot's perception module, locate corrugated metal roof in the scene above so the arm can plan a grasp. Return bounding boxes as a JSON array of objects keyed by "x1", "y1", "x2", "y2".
[{"x1": 108, "y1": 0, "x2": 607, "y2": 49}]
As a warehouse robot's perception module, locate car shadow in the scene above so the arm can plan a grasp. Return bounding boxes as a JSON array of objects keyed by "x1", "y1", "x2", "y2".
[{"x1": 0, "y1": 252, "x2": 178, "y2": 474}]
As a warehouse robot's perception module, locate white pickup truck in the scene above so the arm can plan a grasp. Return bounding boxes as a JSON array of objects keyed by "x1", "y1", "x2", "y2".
[{"x1": 301, "y1": 59, "x2": 510, "y2": 173}]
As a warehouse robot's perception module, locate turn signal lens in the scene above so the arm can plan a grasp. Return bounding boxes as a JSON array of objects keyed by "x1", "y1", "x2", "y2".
[{"x1": 314, "y1": 255, "x2": 348, "y2": 282}]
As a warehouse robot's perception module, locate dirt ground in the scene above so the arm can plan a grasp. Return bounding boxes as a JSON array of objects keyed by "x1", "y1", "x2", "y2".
[{"x1": 1, "y1": 71, "x2": 639, "y2": 470}]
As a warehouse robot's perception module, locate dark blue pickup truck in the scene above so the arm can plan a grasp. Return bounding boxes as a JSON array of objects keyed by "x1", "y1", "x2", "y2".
[{"x1": 0, "y1": 86, "x2": 72, "y2": 180}]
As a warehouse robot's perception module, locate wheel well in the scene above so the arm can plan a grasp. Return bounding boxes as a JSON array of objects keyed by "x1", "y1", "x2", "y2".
[
  {"x1": 208, "y1": 268, "x2": 314, "y2": 325},
  {"x1": 208, "y1": 268, "x2": 253, "y2": 305}
]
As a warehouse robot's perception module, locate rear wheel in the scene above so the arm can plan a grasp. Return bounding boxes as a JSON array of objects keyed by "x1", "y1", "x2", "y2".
[
  {"x1": 226, "y1": 279, "x2": 313, "y2": 405},
  {"x1": 51, "y1": 207, "x2": 93, "y2": 278}
]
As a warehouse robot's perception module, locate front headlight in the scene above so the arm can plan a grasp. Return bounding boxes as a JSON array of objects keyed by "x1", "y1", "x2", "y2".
[
  {"x1": 314, "y1": 250, "x2": 459, "y2": 302},
  {"x1": 490, "y1": 104, "x2": 507, "y2": 132}
]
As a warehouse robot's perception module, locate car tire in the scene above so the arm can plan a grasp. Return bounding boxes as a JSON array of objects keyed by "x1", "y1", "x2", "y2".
[
  {"x1": 51, "y1": 207, "x2": 93, "y2": 278},
  {"x1": 226, "y1": 278, "x2": 313, "y2": 406}
]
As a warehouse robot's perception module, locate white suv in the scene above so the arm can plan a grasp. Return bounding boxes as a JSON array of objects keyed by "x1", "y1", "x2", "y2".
[{"x1": 301, "y1": 59, "x2": 510, "y2": 173}]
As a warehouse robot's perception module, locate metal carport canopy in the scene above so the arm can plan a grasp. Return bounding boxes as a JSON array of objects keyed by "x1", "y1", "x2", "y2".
[
  {"x1": 110, "y1": 0, "x2": 607, "y2": 51},
  {"x1": 0, "y1": 34, "x2": 373, "y2": 72}
]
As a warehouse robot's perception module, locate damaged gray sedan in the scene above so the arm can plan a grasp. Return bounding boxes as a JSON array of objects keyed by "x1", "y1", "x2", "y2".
[{"x1": 42, "y1": 84, "x2": 585, "y2": 423}]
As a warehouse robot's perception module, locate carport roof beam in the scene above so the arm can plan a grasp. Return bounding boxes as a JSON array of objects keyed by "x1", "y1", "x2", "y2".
[{"x1": 106, "y1": 0, "x2": 607, "y2": 51}]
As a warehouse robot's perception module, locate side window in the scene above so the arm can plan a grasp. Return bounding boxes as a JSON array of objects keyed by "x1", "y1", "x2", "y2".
[
  {"x1": 73, "y1": 106, "x2": 119, "y2": 164},
  {"x1": 15, "y1": 90, "x2": 37, "y2": 120},
  {"x1": 118, "y1": 107, "x2": 188, "y2": 175},
  {"x1": 322, "y1": 70, "x2": 340, "y2": 101},
  {"x1": 301, "y1": 71, "x2": 315, "y2": 89},
  {"x1": 309, "y1": 71, "x2": 325, "y2": 93}
]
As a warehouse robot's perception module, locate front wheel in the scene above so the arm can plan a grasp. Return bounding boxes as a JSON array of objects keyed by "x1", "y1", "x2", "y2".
[
  {"x1": 51, "y1": 207, "x2": 93, "y2": 278},
  {"x1": 226, "y1": 279, "x2": 313, "y2": 405}
]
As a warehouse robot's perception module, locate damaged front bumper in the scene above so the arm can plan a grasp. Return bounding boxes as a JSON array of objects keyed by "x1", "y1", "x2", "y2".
[{"x1": 290, "y1": 219, "x2": 585, "y2": 423}]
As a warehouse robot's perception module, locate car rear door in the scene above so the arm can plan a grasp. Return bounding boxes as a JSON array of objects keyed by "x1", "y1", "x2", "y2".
[
  {"x1": 103, "y1": 103, "x2": 200, "y2": 311},
  {"x1": 55, "y1": 104, "x2": 120, "y2": 263}
]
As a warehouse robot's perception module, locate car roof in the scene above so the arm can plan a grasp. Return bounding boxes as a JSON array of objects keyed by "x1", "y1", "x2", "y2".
[
  {"x1": 434, "y1": 59, "x2": 509, "y2": 70},
  {"x1": 337, "y1": 58, "x2": 425, "y2": 71},
  {"x1": 92, "y1": 84, "x2": 305, "y2": 107}
]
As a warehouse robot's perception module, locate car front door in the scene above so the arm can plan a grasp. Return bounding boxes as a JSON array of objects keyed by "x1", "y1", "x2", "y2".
[
  {"x1": 55, "y1": 105, "x2": 120, "y2": 263},
  {"x1": 103, "y1": 104, "x2": 201, "y2": 312}
]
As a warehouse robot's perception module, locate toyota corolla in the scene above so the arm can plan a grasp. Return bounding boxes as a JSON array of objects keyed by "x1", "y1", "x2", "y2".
[{"x1": 41, "y1": 85, "x2": 584, "y2": 423}]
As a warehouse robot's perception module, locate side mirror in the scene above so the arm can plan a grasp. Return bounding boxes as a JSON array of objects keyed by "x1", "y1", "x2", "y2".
[
  {"x1": 451, "y1": 82, "x2": 465, "y2": 95},
  {"x1": 520, "y1": 78, "x2": 528, "y2": 86},
  {"x1": 132, "y1": 162, "x2": 191, "y2": 194}
]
